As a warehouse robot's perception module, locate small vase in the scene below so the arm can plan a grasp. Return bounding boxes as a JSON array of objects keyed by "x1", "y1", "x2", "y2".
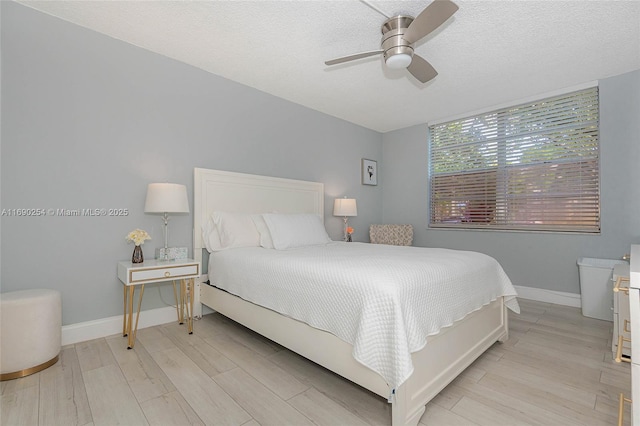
[
  {"x1": 347, "y1": 234, "x2": 353, "y2": 242},
  {"x1": 132, "y1": 245, "x2": 144, "y2": 264}
]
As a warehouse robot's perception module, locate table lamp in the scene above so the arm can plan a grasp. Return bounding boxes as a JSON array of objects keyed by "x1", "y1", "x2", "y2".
[
  {"x1": 333, "y1": 197, "x2": 357, "y2": 241},
  {"x1": 144, "y1": 183, "x2": 189, "y2": 260}
]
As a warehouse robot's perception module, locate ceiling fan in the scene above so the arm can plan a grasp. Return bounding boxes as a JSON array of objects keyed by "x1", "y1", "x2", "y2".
[{"x1": 324, "y1": 0, "x2": 458, "y2": 83}]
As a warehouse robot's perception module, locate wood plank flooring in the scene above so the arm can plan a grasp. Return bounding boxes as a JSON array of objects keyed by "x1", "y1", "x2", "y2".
[{"x1": 1, "y1": 299, "x2": 632, "y2": 425}]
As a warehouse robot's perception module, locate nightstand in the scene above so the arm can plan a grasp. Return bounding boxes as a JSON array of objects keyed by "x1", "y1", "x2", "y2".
[{"x1": 117, "y1": 258, "x2": 200, "y2": 349}]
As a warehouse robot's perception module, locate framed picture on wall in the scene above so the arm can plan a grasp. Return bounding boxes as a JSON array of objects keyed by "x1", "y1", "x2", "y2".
[{"x1": 361, "y1": 158, "x2": 377, "y2": 186}]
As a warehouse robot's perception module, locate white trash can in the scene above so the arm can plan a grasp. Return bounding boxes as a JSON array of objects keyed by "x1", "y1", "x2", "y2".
[{"x1": 577, "y1": 257, "x2": 628, "y2": 321}]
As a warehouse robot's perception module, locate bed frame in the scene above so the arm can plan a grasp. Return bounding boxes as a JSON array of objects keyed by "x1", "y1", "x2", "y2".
[{"x1": 193, "y1": 168, "x2": 509, "y2": 426}]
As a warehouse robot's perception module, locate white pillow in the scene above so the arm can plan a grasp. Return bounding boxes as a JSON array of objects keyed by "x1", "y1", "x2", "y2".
[
  {"x1": 262, "y1": 213, "x2": 331, "y2": 250},
  {"x1": 212, "y1": 211, "x2": 260, "y2": 249},
  {"x1": 251, "y1": 215, "x2": 275, "y2": 249},
  {"x1": 202, "y1": 215, "x2": 222, "y2": 252}
]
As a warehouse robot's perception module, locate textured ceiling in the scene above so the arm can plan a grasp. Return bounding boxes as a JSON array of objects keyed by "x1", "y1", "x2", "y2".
[{"x1": 19, "y1": 0, "x2": 640, "y2": 133}]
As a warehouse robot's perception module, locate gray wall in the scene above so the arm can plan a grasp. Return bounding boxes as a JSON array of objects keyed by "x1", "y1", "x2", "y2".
[
  {"x1": 382, "y1": 69, "x2": 640, "y2": 294},
  {"x1": 0, "y1": 2, "x2": 382, "y2": 325},
  {"x1": 2, "y1": 2, "x2": 638, "y2": 328}
]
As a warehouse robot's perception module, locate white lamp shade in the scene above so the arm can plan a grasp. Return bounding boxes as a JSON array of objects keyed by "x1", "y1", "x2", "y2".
[
  {"x1": 333, "y1": 198, "x2": 357, "y2": 217},
  {"x1": 144, "y1": 183, "x2": 190, "y2": 214}
]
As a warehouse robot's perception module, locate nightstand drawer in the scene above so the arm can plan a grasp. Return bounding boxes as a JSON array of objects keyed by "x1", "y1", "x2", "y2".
[{"x1": 130, "y1": 264, "x2": 199, "y2": 283}]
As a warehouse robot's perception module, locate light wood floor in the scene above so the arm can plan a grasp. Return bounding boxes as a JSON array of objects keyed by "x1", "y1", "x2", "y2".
[{"x1": 1, "y1": 299, "x2": 632, "y2": 425}]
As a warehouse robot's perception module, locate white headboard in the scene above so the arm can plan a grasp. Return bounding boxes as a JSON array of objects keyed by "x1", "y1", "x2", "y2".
[{"x1": 193, "y1": 168, "x2": 324, "y2": 266}]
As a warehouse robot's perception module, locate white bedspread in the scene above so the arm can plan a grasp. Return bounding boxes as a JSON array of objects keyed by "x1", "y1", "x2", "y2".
[{"x1": 209, "y1": 242, "x2": 519, "y2": 391}]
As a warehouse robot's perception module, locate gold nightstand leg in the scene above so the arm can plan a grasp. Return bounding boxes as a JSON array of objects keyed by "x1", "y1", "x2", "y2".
[
  {"x1": 126, "y1": 286, "x2": 134, "y2": 347},
  {"x1": 128, "y1": 284, "x2": 145, "y2": 349},
  {"x1": 177, "y1": 278, "x2": 194, "y2": 334},
  {"x1": 181, "y1": 279, "x2": 187, "y2": 325},
  {"x1": 181, "y1": 279, "x2": 187, "y2": 327},
  {"x1": 173, "y1": 281, "x2": 183, "y2": 324},
  {"x1": 123, "y1": 286, "x2": 128, "y2": 336},
  {"x1": 186, "y1": 278, "x2": 194, "y2": 334},
  {"x1": 178, "y1": 280, "x2": 184, "y2": 324}
]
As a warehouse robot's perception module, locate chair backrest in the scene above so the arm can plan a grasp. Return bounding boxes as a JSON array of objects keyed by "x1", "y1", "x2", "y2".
[{"x1": 369, "y1": 224, "x2": 414, "y2": 246}]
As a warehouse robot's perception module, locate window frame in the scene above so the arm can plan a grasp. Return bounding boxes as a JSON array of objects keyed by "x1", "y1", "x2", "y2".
[{"x1": 428, "y1": 87, "x2": 600, "y2": 233}]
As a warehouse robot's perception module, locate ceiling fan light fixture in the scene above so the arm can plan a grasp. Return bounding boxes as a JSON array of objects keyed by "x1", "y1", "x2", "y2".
[
  {"x1": 323, "y1": 0, "x2": 458, "y2": 83},
  {"x1": 385, "y1": 53, "x2": 412, "y2": 69}
]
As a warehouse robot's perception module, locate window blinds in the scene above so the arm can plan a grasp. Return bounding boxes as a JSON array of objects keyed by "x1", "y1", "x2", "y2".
[{"x1": 429, "y1": 87, "x2": 600, "y2": 232}]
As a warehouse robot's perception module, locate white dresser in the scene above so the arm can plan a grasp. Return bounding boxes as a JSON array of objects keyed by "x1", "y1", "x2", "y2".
[{"x1": 628, "y1": 244, "x2": 640, "y2": 424}]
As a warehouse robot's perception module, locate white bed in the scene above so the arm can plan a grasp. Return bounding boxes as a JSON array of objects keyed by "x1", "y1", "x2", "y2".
[{"x1": 193, "y1": 168, "x2": 518, "y2": 426}]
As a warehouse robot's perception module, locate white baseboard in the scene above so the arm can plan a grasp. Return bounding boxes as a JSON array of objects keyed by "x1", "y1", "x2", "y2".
[
  {"x1": 61, "y1": 306, "x2": 178, "y2": 346},
  {"x1": 514, "y1": 285, "x2": 581, "y2": 308},
  {"x1": 62, "y1": 285, "x2": 581, "y2": 346}
]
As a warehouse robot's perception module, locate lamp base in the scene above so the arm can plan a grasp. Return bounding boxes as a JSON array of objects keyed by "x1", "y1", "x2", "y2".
[
  {"x1": 155, "y1": 247, "x2": 188, "y2": 261},
  {"x1": 343, "y1": 217, "x2": 349, "y2": 242}
]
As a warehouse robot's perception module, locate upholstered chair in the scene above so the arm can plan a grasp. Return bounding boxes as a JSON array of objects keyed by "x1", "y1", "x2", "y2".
[{"x1": 369, "y1": 224, "x2": 414, "y2": 246}]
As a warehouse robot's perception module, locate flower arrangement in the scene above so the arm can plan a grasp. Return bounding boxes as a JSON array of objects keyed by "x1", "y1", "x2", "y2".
[
  {"x1": 126, "y1": 229, "x2": 151, "y2": 246},
  {"x1": 346, "y1": 226, "x2": 354, "y2": 242}
]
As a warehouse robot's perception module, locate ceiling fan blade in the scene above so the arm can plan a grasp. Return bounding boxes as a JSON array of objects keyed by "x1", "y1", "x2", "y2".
[
  {"x1": 325, "y1": 50, "x2": 383, "y2": 66},
  {"x1": 407, "y1": 54, "x2": 438, "y2": 83},
  {"x1": 402, "y1": 0, "x2": 459, "y2": 44}
]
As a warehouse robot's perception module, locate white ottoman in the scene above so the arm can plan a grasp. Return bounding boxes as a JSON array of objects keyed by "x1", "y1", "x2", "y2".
[{"x1": 1, "y1": 289, "x2": 61, "y2": 380}]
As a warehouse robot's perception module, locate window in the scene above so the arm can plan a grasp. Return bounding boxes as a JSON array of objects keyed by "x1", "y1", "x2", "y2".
[{"x1": 429, "y1": 87, "x2": 599, "y2": 233}]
